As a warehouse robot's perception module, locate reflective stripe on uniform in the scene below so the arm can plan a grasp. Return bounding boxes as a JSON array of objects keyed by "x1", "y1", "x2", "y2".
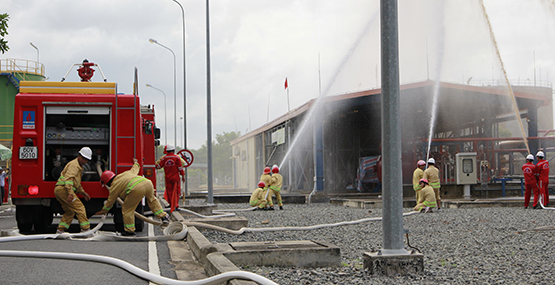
[
  {"x1": 423, "y1": 201, "x2": 437, "y2": 208},
  {"x1": 429, "y1": 182, "x2": 440, "y2": 188},
  {"x1": 270, "y1": 186, "x2": 281, "y2": 192},
  {"x1": 125, "y1": 177, "x2": 148, "y2": 194},
  {"x1": 250, "y1": 199, "x2": 259, "y2": 206},
  {"x1": 124, "y1": 223, "x2": 135, "y2": 229},
  {"x1": 56, "y1": 175, "x2": 77, "y2": 192},
  {"x1": 154, "y1": 209, "x2": 164, "y2": 216},
  {"x1": 58, "y1": 222, "x2": 70, "y2": 229},
  {"x1": 413, "y1": 184, "x2": 422, "y2": 191},
  {"x1": 80, "y1": 221, "x2": 90, "y2": 227}
]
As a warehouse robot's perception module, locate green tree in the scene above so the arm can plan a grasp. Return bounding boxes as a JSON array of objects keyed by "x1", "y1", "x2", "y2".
[
  {"x1": 0, "y1": 13, "x2": 9, "y2": 54},
  {"x1": 193, "y1": 131, "x2": 240, "y2": 185}
]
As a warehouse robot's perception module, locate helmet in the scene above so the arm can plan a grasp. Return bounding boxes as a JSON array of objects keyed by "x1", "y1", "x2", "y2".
[
  {"x1": 428, "y1": 158, "x2": 435, "y2": 164},
  {"x1": 165, "y1": 144, "x2": 175, "y2": 152},
  {"x1": 258, "y1": 181, "x2": 266, "y2": 188},
  {"x1": 526, "y1": 154, "x2": 534, "y2": 160},
  {"x1": 272, "y1": 165, "x2": 279, "y2": 173},
  {"x1": 536, "y1": 151, "x2": 545, "y2": 158},
  {"x1": 419, "y1": 178, "x2": 429, "y2": 184},
  {"x1": 263, "y1": 167, "x2": 271, "y2": 174},
  {"x1": 79, "y1": 147, "x2": 92, "y2": 160},
  {"x1": 417, "y1": 160, "x2": 426, "y2": 166},
  {"x1": 100, "y1": 170, "x2": 116, "y2": 187}
]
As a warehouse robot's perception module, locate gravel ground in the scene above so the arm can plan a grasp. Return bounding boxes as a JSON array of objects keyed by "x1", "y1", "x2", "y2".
[{"x1": 194, "y1": 202, "x2": 555, "y2": 284}]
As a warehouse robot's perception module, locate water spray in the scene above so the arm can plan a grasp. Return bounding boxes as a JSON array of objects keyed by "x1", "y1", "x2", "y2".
[{"x1": 479, "y1": 0, "x2": 530, "y2": 154}]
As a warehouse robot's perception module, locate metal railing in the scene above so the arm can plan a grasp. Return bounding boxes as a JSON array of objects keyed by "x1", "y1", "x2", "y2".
[{"x1": 0, "y1": 58, "x2": 45, "y2": 77}]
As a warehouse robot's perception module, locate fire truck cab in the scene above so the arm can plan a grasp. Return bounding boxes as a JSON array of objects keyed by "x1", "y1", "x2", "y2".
[{"x1": 11, "y1": 62, "x2": 159, "y2": 233}]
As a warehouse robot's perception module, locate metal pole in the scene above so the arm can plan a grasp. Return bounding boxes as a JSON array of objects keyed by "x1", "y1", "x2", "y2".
[
  {"x1": 172, "y1": 0, "x2": 188, "y2": 196},
  {"x1": 380, "y1": 0, "x2": 408, "y2": 254},
  {"x1": 206, "y1": 0, "x2": 214, "y2": 204},
  {"x1": 146, "y1": 84, "x2": 167, "y2": 145},
  {"x1": 149, "y1": 39, "x2": 177, "y2": 148}
]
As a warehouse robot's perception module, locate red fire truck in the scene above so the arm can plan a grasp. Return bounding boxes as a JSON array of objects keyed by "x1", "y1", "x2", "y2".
[{"x1": 11, "y1": 61, "x2": 160, "y2": 233}]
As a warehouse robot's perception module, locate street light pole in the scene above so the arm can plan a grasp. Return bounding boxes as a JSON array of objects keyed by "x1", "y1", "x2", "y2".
[
  {"x1": 206, "y1": 0, "x2": 214, "y2": 204},
  {"x1": 149, "y1": 38, "x2": 177, "y2": 148},
  {"x1": 172, "y1": 0, "x2": 188, "y2": 196},
  {"x1": 30, "y1": 42, "x2": 39, "y2": 63},
  {"x1": 146, "y1": 84, "x2": 167, "y2": 145}
]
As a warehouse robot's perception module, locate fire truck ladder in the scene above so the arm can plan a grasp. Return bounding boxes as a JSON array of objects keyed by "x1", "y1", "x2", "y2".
[{"x1": 114, "y1": 92, "x2": 138, "y2": 173}]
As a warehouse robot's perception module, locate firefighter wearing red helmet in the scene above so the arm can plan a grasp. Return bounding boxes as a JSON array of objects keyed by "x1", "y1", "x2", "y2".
[
  {"x1": 100, "y1": 158, "x2": 170, "y2": 236},
  {"x1": 412, "y1": 160, "x2": 426, "y2": 202},
  {"x1": 269, "y1": 165, "x2": 284, "y2": 210},
  {"x1": 249, "y1": 181, "x2": 268, "y2": 210},
  {"x1": 423, "y1": 157, "x2": 441, "y2": 211},
  {"x1": 413, "y1": 178, "x2": 436, "y2": 213},
  {"x1": 53, "y1": 147, "x2": 92, "y2": 234},
  {"x1": 260, "y1": 167, "x2": 273, "y2": 210},
  {"x1": 535, "y1": 151, "x2": 549, "y2": 207},
  {"x1": 156, "y1": 144, "x2": 185, "y2": 212},
  {"x1": 522, "y1": 154, "x2": 539, "y2": 209}
]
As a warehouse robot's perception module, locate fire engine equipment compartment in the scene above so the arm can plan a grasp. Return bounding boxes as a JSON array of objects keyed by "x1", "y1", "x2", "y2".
[{"x1": 44, "y1": 106, "x2": 110, "y2": 182}]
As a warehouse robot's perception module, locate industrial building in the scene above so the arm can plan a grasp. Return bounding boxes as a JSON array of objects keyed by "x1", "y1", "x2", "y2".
[{"x1": 231, "y1": 80, "x2": 554, "y2": 198}]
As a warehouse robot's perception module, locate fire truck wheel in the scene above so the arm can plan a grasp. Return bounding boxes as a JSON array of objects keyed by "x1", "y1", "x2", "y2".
[
  {"x1": 15, "y1": 205, "x2": 34, "y2": 233},
  {"x1": 33, "y1": 206, "x2": 53, "y2": 233},
  {"x1": 135, "y1": 203, "x2": 144, "y2": 232}
]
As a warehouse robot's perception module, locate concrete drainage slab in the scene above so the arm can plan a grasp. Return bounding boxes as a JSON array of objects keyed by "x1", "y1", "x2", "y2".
[{"x1": 223, "y1": 240, "x2": 340, "y2": 268}]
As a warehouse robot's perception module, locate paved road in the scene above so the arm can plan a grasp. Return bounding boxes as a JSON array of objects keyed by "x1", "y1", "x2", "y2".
[{"x1": 0, "y1": 205, "x2": 178, "y2": 284}]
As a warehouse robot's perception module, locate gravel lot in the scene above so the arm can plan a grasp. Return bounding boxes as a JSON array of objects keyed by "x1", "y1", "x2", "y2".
[{"x1": 198, "y1": 202, "x2": 555, "y2": 284}]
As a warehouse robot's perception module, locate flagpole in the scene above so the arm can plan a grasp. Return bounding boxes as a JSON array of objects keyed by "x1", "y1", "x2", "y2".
[{"x1": 287, "y1": 88, "x2": 290, "y2": 112}]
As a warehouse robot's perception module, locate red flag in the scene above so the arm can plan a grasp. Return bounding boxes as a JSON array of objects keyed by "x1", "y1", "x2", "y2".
[{"x1": 284, "y1": 77, "x2": 288, "y2": 89}]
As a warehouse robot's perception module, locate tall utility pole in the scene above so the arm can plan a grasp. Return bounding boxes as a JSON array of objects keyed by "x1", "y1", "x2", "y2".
[{"x1": 206, "y1": 0, "x2": 214, "y2": 204}]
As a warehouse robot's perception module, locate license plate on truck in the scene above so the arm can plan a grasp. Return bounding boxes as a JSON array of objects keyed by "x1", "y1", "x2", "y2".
[{"x1": 19, "y1": 146, "x2": 38, "y2": 159}]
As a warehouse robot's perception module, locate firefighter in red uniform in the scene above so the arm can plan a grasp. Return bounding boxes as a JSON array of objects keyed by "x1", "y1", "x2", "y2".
[
  {"x1": 535, "y1": 151, "x2": 549, "y2": 207},
  {"x1": 156, "y1": 145, "x2": 185, "y2": 212},
  {"x1": 54, "y1": 147, "x2": 92, "y2": 233},
  {"x1": 100, "y1": 158, "x2": 170, "y2": 236},
  {"x1": 522, "y1": 154, "x2": 539, "y2": 209}
]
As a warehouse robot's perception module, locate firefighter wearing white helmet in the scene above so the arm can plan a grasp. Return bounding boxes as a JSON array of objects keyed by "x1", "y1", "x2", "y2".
[
  {"x1": 412, "y1": 160, "x2": 426, "y2": 202},
  {"x1": 53, "y1": 147, "x2": 92, "y2": 233},
  {"x1": 535, "y1": 150, "x2": 549, "y2": 207},
  {"x1": 522, "y1": 154, "x2": 539, "y2": 208},
  {"x1": 269, "y1": 165, "x2": 284, "y2": 210},
  {"x1": 423, "y1": 157, "x2": 441, "y2": 210},
  {"x1": 414, "y1": 178, "x2": 436, "y2": 213},
  {"x1": 156, "y1": 144, "x2": 185, "y2": 213}
]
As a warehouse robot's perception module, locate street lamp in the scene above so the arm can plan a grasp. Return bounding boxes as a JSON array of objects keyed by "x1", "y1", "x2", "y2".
[
  {"x1": 172, "y1": 0, "x2": 189, "y2": 197},
  {"x1": 146, "y1": 84, "x2": 167, "y2": 145},
  {"x1": 149, "y1": 38, "x2": 177, "y2": 148},
  {"x1": 30, "y1": 42, "x2": 39, "y2": 74}
]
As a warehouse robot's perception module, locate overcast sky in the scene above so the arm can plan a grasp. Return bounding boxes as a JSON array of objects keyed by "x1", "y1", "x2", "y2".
[{"x1": 3, "y1": 0, "x2": 555, "y2": 149}]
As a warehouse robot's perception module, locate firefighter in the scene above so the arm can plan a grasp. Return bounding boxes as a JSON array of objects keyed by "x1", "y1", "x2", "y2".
[
  {"x1": 423, "y1": 157, "x2": 441, "y2": 211},
  {"x1": 535, "y1": 151, "x2": 549, "y2": 207},
  {"x1": 100, "y1": 158, "x2": 170, "y2": 236},
  {"x1": 249, "y1": 181, "x2": 268, "y2": 210},
  {"x1": 260, "y1": 167, "x2": 273, "y2": 210},
  {"x1": 155, "y1": 144, "x2": 185, "y2": 212},
  {"x1": 53, "y1": 147, "x2": 92, "y2": 233},
  {"x1": 0, "y1": 166, "x2": 7, "y2": 206},
  {"x1": 412, "y1": 160, "x2": 426, "y2": 202},
  {"x1": 413, "y1": 178, "x2": 437, "y2": 213},
  {"x1": 269, "y1": 165, "x2": 284, "y2": 210},
  {"x1": 522, "y1": 154, "x2": 539, "y2": 209}
]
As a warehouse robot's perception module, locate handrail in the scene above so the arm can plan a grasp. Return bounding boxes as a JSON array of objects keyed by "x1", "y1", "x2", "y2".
[{"x1": 0, "y1": 58, "x2": 45, "y2": 77}]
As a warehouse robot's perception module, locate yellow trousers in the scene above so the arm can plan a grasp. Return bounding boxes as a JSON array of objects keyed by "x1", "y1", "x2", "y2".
[
  {"x1": 54, "y1": 186, "x2": 90, "y2": 231},
  {"x1": 121, "y1": 180, "x2": 166, "y2": 233}
]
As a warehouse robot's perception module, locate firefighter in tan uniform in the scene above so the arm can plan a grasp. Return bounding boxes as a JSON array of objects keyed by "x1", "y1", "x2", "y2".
[
  {"x1": 54, "y1": 147, "x2": 92, "y2": 233},
  {"x1": 100, "y1": 158, "x2": 170, "y2": 236},
  {"x1": 423, "y1": 158, "x2": 441, "y2": 210},
  {"x1": 260, "y1": 167, "x2": 274, "y2": 210},
  {"x1": 249, "y1": 181, "x2": 268, "y2": 210},
  {"x1": 269, "y1": 165, "x2": 284, "y2": 210},
  {"x1": 413, "y1": 179, "x2": 437, "y2": 213},
  {"x1": 412, "y1": 160, "x2": 426, "y2": 202}
]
